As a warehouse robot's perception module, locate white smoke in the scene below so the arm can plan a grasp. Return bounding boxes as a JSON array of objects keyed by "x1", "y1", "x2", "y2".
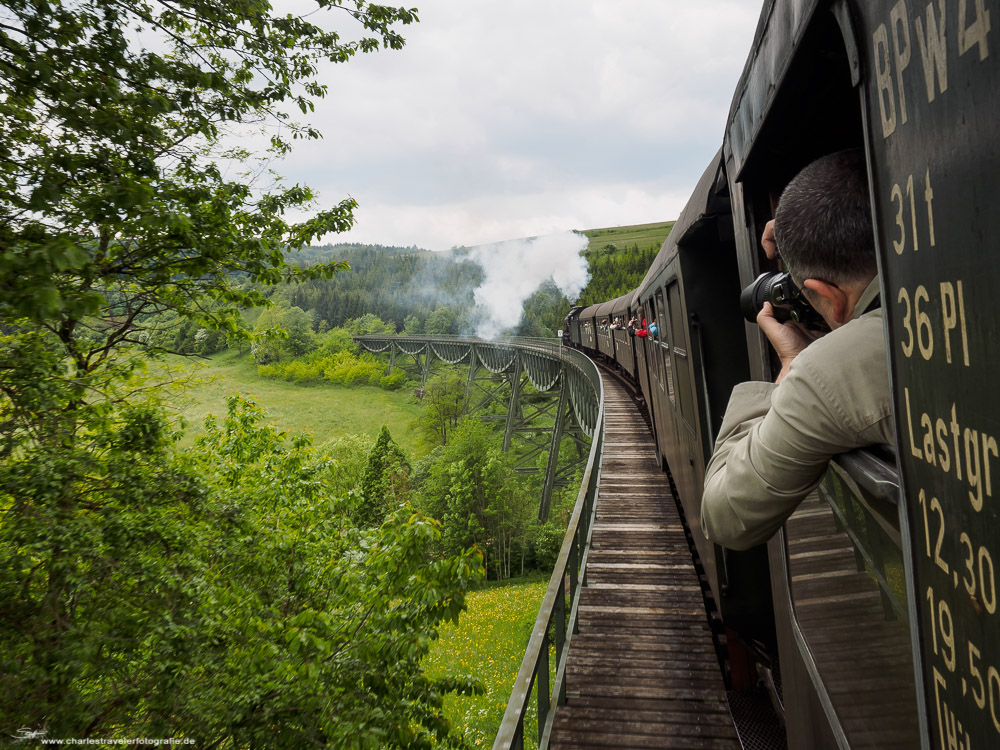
[{"x1": 466, "y1": 231, "x2": 590, "y2": 339}]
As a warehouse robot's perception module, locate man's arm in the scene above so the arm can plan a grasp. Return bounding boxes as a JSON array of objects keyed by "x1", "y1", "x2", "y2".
[
  {"x1": 701, "y1": 316, "x2": 890, "y2": 551},
  {"x1": 701, "y1": 381, "x2": 778, "y2": 550},
  {"x1": 701, "y1": 360, "x2": 846, "y2": 550}
]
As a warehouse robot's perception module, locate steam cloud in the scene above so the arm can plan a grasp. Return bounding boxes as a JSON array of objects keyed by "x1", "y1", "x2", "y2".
[{"x1": 466, "y1": 231, "x2": 590, "y2": 339}]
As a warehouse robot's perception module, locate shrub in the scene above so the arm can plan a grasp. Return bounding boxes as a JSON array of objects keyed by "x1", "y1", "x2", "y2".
[
  {"x1": 379, "y1": 369, "x2": 407, "y2": 390},
  {"x1": 258, "y1": 358, "x2": 325, "y2": 382},
  {"x1": 323, "y1": 350, "x2": 384, "y2": 386}
]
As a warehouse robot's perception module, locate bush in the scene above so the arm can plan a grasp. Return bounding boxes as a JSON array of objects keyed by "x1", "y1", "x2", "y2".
[
  {"x1": 323, "y1": 350, "x2": 385, "y2": 387},
  {"x1": 314, "y1": 327, "x2": 356, "y2": 357},
  {"x1": 255, "y1": 346, "x2": 406, "y2": 392},
  {"x1": 257, "y1": 358, "x2": 325, "y2": 382},
  {"x1": 379, "y1": 369, "x2": 407, "y2": 390}
]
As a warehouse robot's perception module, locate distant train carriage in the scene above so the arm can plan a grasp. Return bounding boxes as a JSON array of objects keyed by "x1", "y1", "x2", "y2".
[
  {"x1": 578, "y1": 303, "x2": 598, "y2": 350},
  {"x1": 594, "y1": 299, "x2": 617, "y2": 360},
  {"x1": 609, "y1": 293, "x2": 635, "y2": 377}
]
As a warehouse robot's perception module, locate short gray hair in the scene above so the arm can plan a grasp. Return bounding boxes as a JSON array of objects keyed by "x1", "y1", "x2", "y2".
[{"x1": 773, "y1": 149, "x2": 876, "y2": 285}]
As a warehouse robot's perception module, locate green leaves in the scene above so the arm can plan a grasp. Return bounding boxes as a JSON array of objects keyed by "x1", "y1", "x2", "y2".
[
  {"x1": 0, "y1": 0, "x2": 414, "y2": 369},
  {"x1": 0, "y1": 393, "x2": 480, "y2": 746},
  {"x1": 0, "y1": 1, "x2": 475, "y2": 744},
  {"x1": 416, "y1": 420, "x2": 534, "y2": 582}
]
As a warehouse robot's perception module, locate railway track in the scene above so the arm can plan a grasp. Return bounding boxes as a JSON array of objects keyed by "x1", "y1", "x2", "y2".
[{"x1": 548, "y1": 375, "x2": 741, "y2": 749}]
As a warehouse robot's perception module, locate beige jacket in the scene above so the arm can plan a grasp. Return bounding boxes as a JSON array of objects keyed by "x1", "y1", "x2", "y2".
[{"x1": 701, "y1": 279, "x2": 892, "y2": 551}]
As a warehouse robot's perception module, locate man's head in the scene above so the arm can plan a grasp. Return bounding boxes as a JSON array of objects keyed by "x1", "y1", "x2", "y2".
[{"x1": 773, "y1": 148, "x2": 877, "y2": 327}]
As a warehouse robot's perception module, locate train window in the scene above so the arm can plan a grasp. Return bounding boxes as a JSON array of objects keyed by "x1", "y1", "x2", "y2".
[
  {"x1": 652, "y1": 294, "x2": 665, "y2": 394},
  {"x1": 667, "y1": 282, "x2": 694, "y2": 432},
  {"x1": 638, "y1": 304, "x2": 658, "y2": 389},
  {"x1": 655, "y1": 290, "x2": 675, "y2": 405}
]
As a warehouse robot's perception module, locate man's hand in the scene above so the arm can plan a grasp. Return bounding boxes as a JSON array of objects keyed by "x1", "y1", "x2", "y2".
[
  {"x1": 761, "y1": 219, "x2": 778, "y2": 260},
  {"x1": 758, "y1": 219, "x2": 824, "y2": 383},
  {"x1": 758, "y1": 302, "x2": 825, "y2": 383}
]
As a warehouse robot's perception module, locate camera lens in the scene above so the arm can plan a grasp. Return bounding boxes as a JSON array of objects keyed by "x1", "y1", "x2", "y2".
[
  {"x1": 739, "y1": 272, "x2": 826, "y2": 329},
  {"x1": 740, "y1": 273, "x2": 783, "y2": 322}
]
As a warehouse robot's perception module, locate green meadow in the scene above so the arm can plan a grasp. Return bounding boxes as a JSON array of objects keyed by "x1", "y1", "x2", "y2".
[
  {"x1": 161, "y1": 349, "x2": 426, "y2": 456},
  {"x1": 425, "y1": 579, "x2": 548, "y2": 748},
  {"x1": 580, "y1": 220, "x2": 674, "y2": 251}
]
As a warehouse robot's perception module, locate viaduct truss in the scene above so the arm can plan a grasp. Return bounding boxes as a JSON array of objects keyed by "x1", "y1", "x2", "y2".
[{"x1": 353, "y1": 335, "x2": 601, "y2": 520}]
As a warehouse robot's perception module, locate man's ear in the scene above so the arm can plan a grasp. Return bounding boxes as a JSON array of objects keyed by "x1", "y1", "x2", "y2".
[{"x1": 803, "y1": 279, "x2": 850, "y2": 325}]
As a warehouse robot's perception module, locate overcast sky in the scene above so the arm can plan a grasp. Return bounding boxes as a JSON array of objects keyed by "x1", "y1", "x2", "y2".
[{"x1": 273, "y1": 1, "x2": 764, "y2": 252}]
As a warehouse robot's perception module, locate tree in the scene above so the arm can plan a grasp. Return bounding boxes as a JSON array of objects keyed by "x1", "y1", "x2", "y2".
[
  {"x1": 416, "y1": 419, "x2": 532, "y2": 581},
  {"x1": 0, "y1": 0, "x2": 417, "y2": 369},
  {"x1": 252, "y1": 305, "x2": 316, "y2": 361},
  {"x1": 516, "y1": 280, "x2": 570, "y2": 338},
  {"x1": 0, "y1": 394, "x2": 482, "y2": 745},
  {"x1": 318, "y1": 432, "x2": 372, "y2": 498},
  {"x1": 357, "y1": 426, "x2": 412, "y2": 528},
  {"x1": 403, "y1": 313, "x2": 424, "y2": 335},
  {"x1": 0, "y1": 1, "x2": 494, "y2": 743},
  {"x1": 225, "y1": 316, "x2": 253, "y2": 355},
  {"x1": 346, "y1": 313, "x2": 397, "y2": 336},
  {"x1": 425, "y1": 305, "x2": 458, "y2": 335},
  {"x1": 281, "y1": 306, "x2": 317, "y2": 356},
  {"x1": 418, "y1": 369, "x2": 470, "y2": 445}
]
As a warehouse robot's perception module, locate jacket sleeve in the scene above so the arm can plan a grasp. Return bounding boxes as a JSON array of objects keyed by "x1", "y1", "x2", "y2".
[
  {"x1": 702, "y1": 368, "x2": 869, "y2": 550},
  {"x1": 701, "y1": 382, "x2": 780, "y2": 550},
  {"x1": 701, "y1": 314, "x2": 892, "y2": 551}
]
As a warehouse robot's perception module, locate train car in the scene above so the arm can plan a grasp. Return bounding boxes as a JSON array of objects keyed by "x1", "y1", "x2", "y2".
[
  {"x1": 594, "y1": 299, "x2": 617, "y2": 360},
  {"x1": 721, "y1": 0, "x2": 998, "y2": 746},
  {"x1": 610, "y1": 293, "x2": 636, "y2": 377},
  {"x1": 632, "y1": 151, "x2": 770, "y2": 656},
  {"x1": 578, "y1": 303, "x2": 598, "y2": 351},
  {"x1": 563, "y1": 305, "x2": 583, "y2": 347},
  {"x1": 567, "y1": 0, "x2": 999, "y2": 747}
]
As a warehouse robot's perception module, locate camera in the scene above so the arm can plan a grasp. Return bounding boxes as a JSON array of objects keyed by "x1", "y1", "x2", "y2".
[{"x1": 739, "y1": 272, "x2": 825, "y2": 328}]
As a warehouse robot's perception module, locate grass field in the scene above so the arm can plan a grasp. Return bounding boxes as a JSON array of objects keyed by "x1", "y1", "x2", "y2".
[
  {"x1": 160, "y1": 349, "x2": 427, "y2": 456},
  {"x1": 424, "y1": 578, "x2": 548, "y2": 747},
  {"x1": 580, "y1": 220, "x2": 674, "y2": 252}
]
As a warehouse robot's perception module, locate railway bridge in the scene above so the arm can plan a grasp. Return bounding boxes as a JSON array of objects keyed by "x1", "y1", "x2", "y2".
[{"x1": 353, "y1": 335, "x2": 748, "y2": 749}]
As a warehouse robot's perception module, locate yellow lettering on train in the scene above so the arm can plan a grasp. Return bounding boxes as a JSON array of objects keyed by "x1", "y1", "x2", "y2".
[
  {"x1": 942, "y1": 280, "x2": 970, "y2": 360},
  {"x1": 874, "y1": 23, "x2": 898, "y2": 137},
  {"x1": 937, "y1": 417, "x2": 952, "y2": 472},
  {"x1": 891, "y1": 1, "x2": 913, "y2": 125},
  {"x1": 958, "y1": 0, "x2": 991, "y2": 60},
  {"x1": 875, "y1": 0, "x2": 992, "y2": 139},
  {"x1": 951, "y1": 403, "x2": 963, "y2": 482},
  {"x1": 922, "y1": 412, "x2": 936, "y2": 465},
  {"x1": 983, "y1": 433, "x2": 999, "y2": 502},
  {"x1": 906, "y1": 386, "x2": 924, "y2": 459},
  {"x1": 903, "y1": 389, "x2": 999, "y2": 510},
  {"x1": 967, "y1": 426, "x2": 983, "y2": 511},
  {"x1": 915, "y1": 0, "x2": 950, "y2": 103}
]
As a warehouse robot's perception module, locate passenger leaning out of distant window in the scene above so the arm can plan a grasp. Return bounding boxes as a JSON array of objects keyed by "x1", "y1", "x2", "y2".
[{"x1": 634, "y1": 316, "x2": 648, "y2": 338}]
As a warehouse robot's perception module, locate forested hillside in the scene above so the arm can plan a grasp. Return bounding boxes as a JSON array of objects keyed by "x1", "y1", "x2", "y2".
[
  {"x1": 283, "y1": 244, "x2": 483, "y2": 333},
  {"x1": 575, "y1": 221, "x2": 673, "y2": 307},
  {"x1": 235, "y1": 220, "x2": 675, "y2": 349}
]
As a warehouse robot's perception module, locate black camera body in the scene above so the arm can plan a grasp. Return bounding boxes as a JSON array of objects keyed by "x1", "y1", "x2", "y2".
[{"x1": 739, "y1": 272, "x2": 826, "y2": 328}]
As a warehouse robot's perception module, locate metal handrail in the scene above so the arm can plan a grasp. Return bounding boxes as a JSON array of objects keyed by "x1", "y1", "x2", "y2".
[{"x1": 493, "y1": 355, "x2": 604, "y2": 750}]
